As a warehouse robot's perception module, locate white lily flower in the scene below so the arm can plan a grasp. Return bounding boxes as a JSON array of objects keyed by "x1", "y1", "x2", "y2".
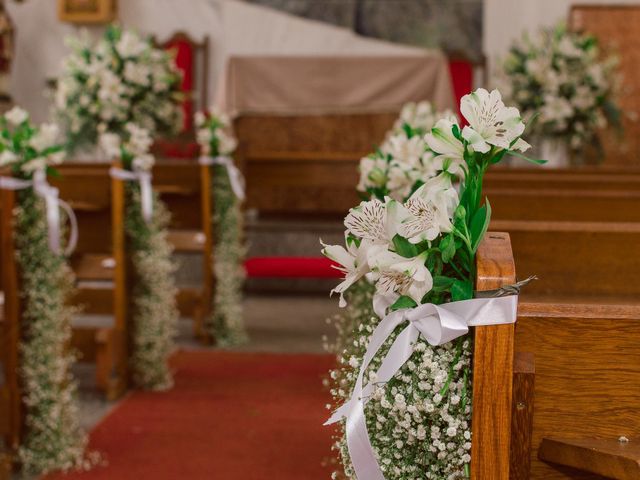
[
  {"x1": 5, "y1": 106, "x2": 29, "y2": 126},
  {"x1": 460, "y1": 88, "x2": 527, "y2": 153},
  {"x1": 0, "y1": 150, "x2": 17, "y2": 166},
  {"x1": 344, "y1": 199, "x2": 389, "y2": 243},
  {"x1": 369, "y1": 250, "x2": 433, "y2": 304},
  {"x1": 322, "y1": 238, "x2": 373, "y2": 307},
  {"x1": 99, "y1": 132, "x2": 122, "y2": 159},
  {"x1": 30, "y1": 123, "x2": 60, "y2": 152},
  {"x1": 425, "y1": 118, "x2": 465, "y2": 163},
  {"x1": 382, "y1": 132, "x2": 427, "y2": 168}
]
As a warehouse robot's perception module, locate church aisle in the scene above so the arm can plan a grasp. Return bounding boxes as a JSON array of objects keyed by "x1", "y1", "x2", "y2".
[{"x1": 45, "y1": 351, "x2": 337, "y2": 480}]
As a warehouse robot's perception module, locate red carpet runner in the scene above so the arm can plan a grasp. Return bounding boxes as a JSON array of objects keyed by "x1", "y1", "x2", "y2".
[{"x1": 47, "y1": 351, "x2": 337, "y2": 480}]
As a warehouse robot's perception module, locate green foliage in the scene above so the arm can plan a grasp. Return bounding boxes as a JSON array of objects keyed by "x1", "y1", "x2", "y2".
[
  {"x1": 208, "y1": 165, "x2": 247, "y2": 346},
  {"x1": 15, "y1": 190, "x2": 90, "y2": 475},
  {"x1": 124, "y1": 184, "x2": 178, "y2": 390}
]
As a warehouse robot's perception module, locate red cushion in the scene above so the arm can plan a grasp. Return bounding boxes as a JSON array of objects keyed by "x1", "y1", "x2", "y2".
[
  {"x1": 154, "y1": 138, "x2": 200, "y2": 159},
  {"x1": 244, "y1": 257, "x2": 344, "y2": 279},
  {"x1": 448, "y1": 59, "x2": 474, "y2": 122},
  {"x1": 164, "y1": 37, "x2": 195, "y2": 132}
]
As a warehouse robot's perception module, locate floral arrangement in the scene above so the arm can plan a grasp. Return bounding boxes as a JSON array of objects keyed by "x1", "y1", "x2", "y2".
[
  {"x1": 195, "y1": 108, "x2": 247, "y2": 346},
  {"x1": 498, "y1": 22, "x2": 619, "y2": 152},
  {"x1": 0, "y1": 107, "x2": 89, "y2": 474},
  {"x1": 357, "y1": 101, "x2": 460, "y2": 202},
  {"x1": 323, "y1": 89, "x2": 538, "y2": 479},
  {"x1": 55, "y1": 25, "x2": 183, "y2": 154},
  {"x1": 100, "y1": 124, "x2": 178, "y2": 390}
]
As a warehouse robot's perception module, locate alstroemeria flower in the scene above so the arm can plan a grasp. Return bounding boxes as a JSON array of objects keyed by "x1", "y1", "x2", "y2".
[
  {"x1": 344, "y1": 199, "x2": 390, "y2": 243},
  {"x1": 322, "y1": 238, "x2": 373, "y2": 307},
  {"x1": 460, "y1": 88, "x2": 529, "y2": 153},
  {"x1": 369, "y1": 250, "x2": 433, "y2": 304},
  {"x1": 425, "y1": 118, "x2": 465, "y2": 162}
]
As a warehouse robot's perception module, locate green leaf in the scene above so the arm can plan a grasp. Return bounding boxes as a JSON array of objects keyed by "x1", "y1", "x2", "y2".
[
  {"x1": 392, "y1": 234, "x2": 418, "y2": 258},
  {"x1": 470, "y1": 199, "x2": 492, "y2": 253},
  {"x1": 439, "y1": 234, "x2": 456, "y2": 263},
  {"x1": 452, "y1": 279, "x2": 474, "y2": 301},
  {"x1": 507, "y1": 150, "x2": 547, "y2": 165},
  {"x1": 432, "y1": 275, "x2": 455, "y2": 292},
  {"x1": 390, "y1": 295, "x2": 418, "y2": 311}
]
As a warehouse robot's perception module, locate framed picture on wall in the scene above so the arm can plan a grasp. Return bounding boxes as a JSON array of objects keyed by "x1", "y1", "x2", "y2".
[{"x1": 58, "y1": 0, "x2": 117, "y2": 24}]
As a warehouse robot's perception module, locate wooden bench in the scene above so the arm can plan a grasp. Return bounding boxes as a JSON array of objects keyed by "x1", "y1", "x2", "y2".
[
  {"x1": 488, "y1": 188, "x2": 640, "y2": 223},
  {"x1": 490, "y1": 220, "x2": 640, "y2": 302},
  {"x1": 52, "y1": 163, "x2": 128, "y2": 400},
  {"x1": 516, "y1": 302, "x2": 640, "y2": 479},
  {"x1": 153, "y1": 159, "x2": 214, "y2": 340}
]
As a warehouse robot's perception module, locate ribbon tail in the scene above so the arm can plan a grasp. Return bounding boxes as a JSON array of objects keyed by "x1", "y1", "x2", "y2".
[
  {"x1": 346, "y1": 401, "x2": 386, "y2": 480},
  {"x1": 44, "y1": 192, "x2": 61, "y2": 254},
  {"x1": 227, "y1": 164, "x2": 246, "y2": 201},
  {"x1": 59, "y1": 199, "x2": 78, "y2": 256},
  {"x1": 140, "y1": 175, "x2": 153, "y2": 223}
]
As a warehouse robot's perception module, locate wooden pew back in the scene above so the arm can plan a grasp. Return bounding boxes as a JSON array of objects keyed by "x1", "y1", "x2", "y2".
[
  {"x1": 153, "y1": 160, "x2": 203, "y2": 230},
  {"x1": 516, "y1": 302, "x2": 640, "y2": 479},
  {"x1": 235, "y1": 113, "x2": 396, "y2": 216},
  {"x1": 491, "y1": 220, "x2": 640, "y2": 299}
]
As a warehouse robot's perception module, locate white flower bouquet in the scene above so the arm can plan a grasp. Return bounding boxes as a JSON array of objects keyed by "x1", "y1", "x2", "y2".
[
  {"x1": 100, "y1": 123, "x2": 179, "y2": 390},
  {"x1": 499, "y1": 22, "x2": 620, "y2": 151},
  {"x1": 357, "y1": 101, "x2": 459, "y2": 202},
  {"x1": 0, "y1": 107, "x2": 90, "y2": 474},
  {"x1": 324, "y1": 89, "x2": 539, "y2": 479},
  {"x1": 195, "y1": 108, "x2": 247, "y2": 345},
  {"x1": 55, "y1": 25, "x2": 183, "y2": 154}
]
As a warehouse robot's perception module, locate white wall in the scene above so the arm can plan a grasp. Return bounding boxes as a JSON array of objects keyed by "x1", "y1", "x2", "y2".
[
  {"x1": 6, "y1": 0, "x2": 420, "y2": 123},
  {"x1": 483, "y1": 0, "x2": 640, "y2": 75}
]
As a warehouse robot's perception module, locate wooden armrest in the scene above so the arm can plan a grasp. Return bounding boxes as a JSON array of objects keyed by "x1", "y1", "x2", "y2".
[
  {"x1": 66, "y1": 200, "x2": 108, "y2": 212},
  {"x1": 539, "y1": 437, "x2": 640, "y2": 480}
]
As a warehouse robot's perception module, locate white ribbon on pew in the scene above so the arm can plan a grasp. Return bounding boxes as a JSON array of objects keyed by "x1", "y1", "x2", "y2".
[
  {"x1": 109, "y1": 167, "x2": 153, "y2": 223},
  {"x1": 325, "y1": 293, "x2": 519, "y2": 480},
  {"x1": 198, "y1": 156, "x2": 246, "y2": 201},
  {"x1": 0, "y1": 169, "x2": 78, "y2": 256}
]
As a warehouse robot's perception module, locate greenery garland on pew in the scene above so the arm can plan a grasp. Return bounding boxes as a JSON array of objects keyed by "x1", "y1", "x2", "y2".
[
  {"x1": 195, "y1": 109, "x2": 247, "y2": 346},
  {"x1": 0, "y1": 108, "x2": 89, "y2": 475},
  {"x1": 100, "y1": 124, "x2": 178, "y2": 389},
  {"x1": 323, "y1": 93, "x2": 542, "y2": 479}
]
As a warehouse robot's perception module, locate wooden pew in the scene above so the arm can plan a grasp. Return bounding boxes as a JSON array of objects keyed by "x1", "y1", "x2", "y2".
[
  {"x1": 490, "y1": 220, "x2": 640, "y2": 302},
  {"x1": 488, "y1": 188, "x2": 640, "y2": 223},
  {"x1": 152, "y1": 159, "x2": 214, "y2": 339},
  {"x1": 235, "y1": 113, "x2": 395, "y2": 216},
  {"x1": 51, "y1": 164, "x2": 128, "y2": 399},
  {"x1": 0, "y1": 188, "x2": 21, "y2": 476},
  {"x1": 516, "y1": 302, "x2": 640, "y2": 479}
]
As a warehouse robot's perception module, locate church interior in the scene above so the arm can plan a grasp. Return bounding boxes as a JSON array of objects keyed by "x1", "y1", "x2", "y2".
[{"x1": 0, "y1": 1, "x2": 639, "y2": 479}]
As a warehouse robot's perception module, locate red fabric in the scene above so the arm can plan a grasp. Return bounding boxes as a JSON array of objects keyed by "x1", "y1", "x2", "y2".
[
  {"x1": 153, "y1": 138, "x2": 200, "y2": 159},
  {"x1": 46, "y1": 351, "x2": 337, "y2": 480},
  {"x1": 244, "y1": 257, "x2": 344, "y2": 279},
  {"x1": 448, "y1": 59, "x2": 474, "y2": 122},
  {"x1": 164, "y1": 38, "x2": 195, "y2": 132}
]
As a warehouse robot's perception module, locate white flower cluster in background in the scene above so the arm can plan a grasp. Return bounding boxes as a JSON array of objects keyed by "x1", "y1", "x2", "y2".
[
  {"x1": 0, "y1": 107, "x2": 65, "y2": 175},
  {"x1": 195, "y1": 108, "x2": 238, "y2": 157},
  {"x1": 99, "y1": 122, "x2": 155, "y2": 171},
  {"x1": 357, "y1": 101, "x2": 460, "y2": 202},
  {"x1": 497, "y1": 22, "x2": 620, "y2": 150},
  {"x1": 55, "y1": 25, "x2": 183, "y2": 154},
  {"x1": 194, "y1": 107, "x2": 247, "y2": 345}
]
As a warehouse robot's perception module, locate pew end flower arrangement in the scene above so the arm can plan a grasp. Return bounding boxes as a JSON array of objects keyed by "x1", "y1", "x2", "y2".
[
  {"x1": 498, "y1": 22, "x2": 620, "y2": 164},
  {"x1": 195, "y1": 108, "x2": 247, "y2": 346},
  {"x1": 323, "y1": 89, "x2": 542, "y2": 479},
  {"x1": 55, "y1": 24, "x2": 183, "y2": 156},
  {"x1": 100, "y1": 124, "x2": 179, "y2": 390},
  {"x1": 0, "y1": 107, "x2": 91, "y2": 475}
]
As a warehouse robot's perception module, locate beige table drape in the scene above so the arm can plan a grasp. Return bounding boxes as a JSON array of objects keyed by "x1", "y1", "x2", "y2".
[{"x1": 217, "y1": 54, "x2": 456, "y2": 116}]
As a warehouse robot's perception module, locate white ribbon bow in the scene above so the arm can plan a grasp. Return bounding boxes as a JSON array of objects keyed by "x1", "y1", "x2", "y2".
[
  {"x1": 199, "y1": 156, "x2": 246, "y2": 200},
  {"x1": 109, "y1": 167, "x2": 153, "y2": 223},
  {"x1": 0, "y1": 169, "x2": 78, "y2": 256},
  {"x1": 325, "y1": 294, "x2": 518, "y2": 480}
]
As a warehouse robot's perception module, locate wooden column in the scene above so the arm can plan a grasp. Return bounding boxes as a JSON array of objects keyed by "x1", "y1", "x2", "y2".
[
  {"x1": 471, "y1": 232, "x2": 516, "y2": 479},
  {"x1": 199, "y1": 163, "x2": 214, "y2": 343},
  {"x1": 0, "y1": 188, "x2": 20, "y2": 468},
  {"x1": 110, "y1": 161, "x2": 129, "y2": 396}
]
